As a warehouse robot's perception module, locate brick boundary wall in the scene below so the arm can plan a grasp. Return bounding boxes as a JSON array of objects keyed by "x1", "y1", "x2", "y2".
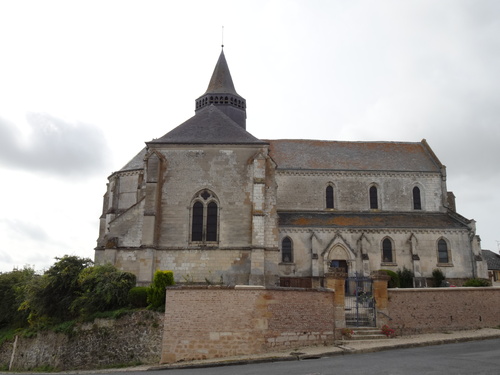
[
  {"x1": 160, "y1": 286, "x2": 335, "y2": 364},
  {"x1": 386, "y1": 287, "x2": 500, "y2": 335}
]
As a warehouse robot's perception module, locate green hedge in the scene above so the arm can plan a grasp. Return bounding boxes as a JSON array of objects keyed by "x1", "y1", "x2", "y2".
[
  {"x1": 128, "y1": 287, "x2": 149, "y2": 308},
  {"x1": 463, "y1": 278, "x2": 490, "y2": 287}
]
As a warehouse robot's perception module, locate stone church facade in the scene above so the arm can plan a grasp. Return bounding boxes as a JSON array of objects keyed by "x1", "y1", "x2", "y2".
[{"x1": 95, "y1": 50, "x2": 486, "y2": 287}]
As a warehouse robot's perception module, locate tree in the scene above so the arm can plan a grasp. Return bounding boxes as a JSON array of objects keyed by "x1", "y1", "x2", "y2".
[
  {"x1": 71, "y1": 264, "x2": 136, "y2": 316},
  {"x1": 0, "y1": 267, "x2": 35, "y2": 328},
  {"x1": 23, "y1": 255, "x2": 93, "y2": 325}
]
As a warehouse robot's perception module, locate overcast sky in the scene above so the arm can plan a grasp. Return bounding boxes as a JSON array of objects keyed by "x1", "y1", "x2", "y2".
[{"x1": 1, "y1": 0, "x2": 499, "y2": 273}]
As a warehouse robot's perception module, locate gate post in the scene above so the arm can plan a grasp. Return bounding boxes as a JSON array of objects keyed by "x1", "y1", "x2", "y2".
[
  {"x1": 325, "y1": 269, "x2": 347, "y2": 329},
  {"x1": 371, "y1": 271, "x2": 391, "y2": 327}
]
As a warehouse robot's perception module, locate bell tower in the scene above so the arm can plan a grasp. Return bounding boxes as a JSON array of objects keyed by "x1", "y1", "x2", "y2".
[{"x1": 195, "y1": 49, "x2": 247, "y2": 129}]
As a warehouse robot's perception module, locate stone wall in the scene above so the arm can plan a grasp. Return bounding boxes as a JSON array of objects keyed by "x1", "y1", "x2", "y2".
[
  {"x1": 160, "y1": 286, "x2": 335, "y2": 364},
  {"x1": 0, "y1": 310, "x2": 164, "y2": 371},
  {"x1": 276, "y1": 171, "x2": 444, "y2": 212},
  {"x1": 386, "y1": 287, "x2": 500, "y2": 334}
]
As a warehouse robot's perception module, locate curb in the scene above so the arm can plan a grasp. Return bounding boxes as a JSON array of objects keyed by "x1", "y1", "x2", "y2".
[{"x1": 147, "y1": 333, "x2": 500, "y2": 371}]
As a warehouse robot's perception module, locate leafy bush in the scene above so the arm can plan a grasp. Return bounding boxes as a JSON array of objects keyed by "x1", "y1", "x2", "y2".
[
  {"x1": 463, "y1": 278, "x2": 490, "y2": 287},
  {"x1": 128, "y1": 287, "x2": 149, "y2": 308},
  {"x1": 379, "y1": 269, "x2": 400, "y2": 288},
  {"x1": 397, "y1": 267, "x2": 415, "y2": 288},
  {"x1": 0, "y1": 267, "x2": 35, "y2": 328},
  {"x1": 147, "y1": 270, "x2": 175, "y2": 310},
  {"x1": 71, "y1": 264, "x2": 136, "y2": 317},
  {"x1": 432, "y1": 268, "x2": 445, "y2": 287}
]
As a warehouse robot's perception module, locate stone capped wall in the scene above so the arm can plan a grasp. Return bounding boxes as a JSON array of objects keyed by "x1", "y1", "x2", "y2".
[
  {"x1": 0, "y1": 310, "x2": 163, "y2": 371},
  {"x1": 386, "y1": 287, "x2": 500, "y2": 334},
  {"x1": 161, "y1": 286, "x2": 335, "y2": 364}
]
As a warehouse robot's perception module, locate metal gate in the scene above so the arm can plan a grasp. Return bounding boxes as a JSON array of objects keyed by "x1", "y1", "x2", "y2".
[{"x1": 345, "y1": 274, "x2": 376, "y2": 327}]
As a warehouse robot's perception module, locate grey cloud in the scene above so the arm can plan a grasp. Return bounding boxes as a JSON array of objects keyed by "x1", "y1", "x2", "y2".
[
  {"x1": 0, "y1": 218, "x2": 49, "y2": 243},
  {"x1": 0, "y1": 113, "x2": 110, "y2": 177}
]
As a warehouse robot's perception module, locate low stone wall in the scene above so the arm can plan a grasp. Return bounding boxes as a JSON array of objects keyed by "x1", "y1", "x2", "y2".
[
  {"x1": 386, "y1": 287, "x2": 500, "y2": 334},
  {"x1": 161, "y1": 286, "x2": 335, "y2": 364},
  {"x1": 0, "y1": 310, "x2": 164, "y2": 371}
]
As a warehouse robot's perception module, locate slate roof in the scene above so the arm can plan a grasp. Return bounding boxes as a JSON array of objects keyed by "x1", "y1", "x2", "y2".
[
  {"x1": 278, "y1": 211, "x2": 469, "y2": 230},
  {"x1": 266, "y1": 139, "x2": 442, "y2": 172},
  {"x1": 148, "y1": 105, "x2": 266, "y2": 145},
  {"x1": 482, "y1": 250, "x2": 500, "y2": 271},
  {"x1": 201, "y1": 49, "x2": 241, "y2": 97},
  {"x1": 118, "y1": 147, "x2": 147, "y2": 173}
]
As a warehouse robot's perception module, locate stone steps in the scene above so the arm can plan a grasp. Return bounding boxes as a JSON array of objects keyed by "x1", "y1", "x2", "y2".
[{"x1": 340, "y1": 327, "x2": 389, "y2": 344}]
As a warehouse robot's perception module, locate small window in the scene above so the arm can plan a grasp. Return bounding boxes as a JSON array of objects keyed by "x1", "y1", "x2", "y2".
[
  {"x1": 206, "y1": 202, "x2": 218, "y2": 242},
  {"x1": 191, "y1": 202, "x2": 204, "y2": 241},
  {"x1": 326, "y1": 185, "x2": 334, "y2": 209},
  {"x1": 438, "y1": 239, "x2": 449, "y2": 263},
  {"x1": 282, "y1": 237, "x2": 293, "y2": 263},
  {"x1": 413, "y1": 186, "x2": 422, "y2": 210},
  {"x1": 382, "y1": 238, "x2": 393, "y2": 263},
  {"x1": 370, "y1": 186, "x2": 378, "y2": 209}
]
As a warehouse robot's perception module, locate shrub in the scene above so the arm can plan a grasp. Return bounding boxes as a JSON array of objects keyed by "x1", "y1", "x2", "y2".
[
  {"x1": 381, "y1": 324, "x2": 396, "y2": 338},
  {"x1": 379, "y1": 269, "x2": 400, "y2": 288},
  {"x1": 397, "y1": 267, "x2": 414, "y2": 288},
  {"x1": 128, "y1": 287, "x2": 149, "y2": 308},
  {"x1": 341, "y1": 328, "x2": 354, "y2": 339},
  {"x1": 432, "y1": 268, "x2": 445, "y2": 287},
  {"x1": 147, "y1": 270, "x2": 175, "y2": 310},
  {"x1": 71, "y1": 264, "x2": 136, "y2": 317},
  {"x1": 463, "y1": 278, "x2": 490, "y2": 287}
]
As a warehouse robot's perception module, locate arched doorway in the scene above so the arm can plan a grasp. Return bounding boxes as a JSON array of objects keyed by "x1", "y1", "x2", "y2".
[{"x1": 325, "y1": 244, "x2": 351, "y2": 275}]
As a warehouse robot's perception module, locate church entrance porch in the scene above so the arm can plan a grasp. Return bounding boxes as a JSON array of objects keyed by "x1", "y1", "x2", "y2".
[
  {"x1": 330, "y1": 259, "x2": 348, "y2": 274},
  {"x1": 345, "y1": 273, "x2": 376, "y2": 327}
]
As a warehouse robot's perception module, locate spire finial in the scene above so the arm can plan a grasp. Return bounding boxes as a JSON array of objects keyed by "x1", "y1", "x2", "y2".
[{"x1": 221, "y1": 26, "x2": 224, "y2": 49}]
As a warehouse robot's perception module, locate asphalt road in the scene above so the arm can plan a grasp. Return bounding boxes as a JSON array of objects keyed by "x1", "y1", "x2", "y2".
[
  {"x1": 146, "y1": 338, "x2": 500, "y2": 375},
  {"x1": 9, "y1": 338, "x2": 500, "y2": 375}
]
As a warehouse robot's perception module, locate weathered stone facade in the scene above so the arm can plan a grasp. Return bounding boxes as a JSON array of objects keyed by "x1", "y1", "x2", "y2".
[{"x1": 95, "y1": 49, "x2": 486, "y2": 286}]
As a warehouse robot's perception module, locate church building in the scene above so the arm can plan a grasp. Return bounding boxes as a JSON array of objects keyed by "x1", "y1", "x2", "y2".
[{"x1": 95, "y1": 49, "x2": 486, "y2": 287}]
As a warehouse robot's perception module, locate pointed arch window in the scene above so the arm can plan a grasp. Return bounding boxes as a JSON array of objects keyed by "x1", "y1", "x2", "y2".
[
  {"x1": 382, "y1": 238, "x2": 394, "y2": 263},
  {"x1": 326, "y1": 185, "x2": 334, "y2": 209},
  {"x1": 413, "y1": 186, "x2": 422, "y2": 210},
  {"x1": 369, "y1": 186, "x2": 378, "y2": 209},
  {"x1": 437, "y1": 239, "x2": 451, "y2": 264},
  {"x1": 190, "y1": 190, "x2": 219, "y2": 243},
  {"x1": 281, "y1": 237, "x2": 293, "y2": 263}
]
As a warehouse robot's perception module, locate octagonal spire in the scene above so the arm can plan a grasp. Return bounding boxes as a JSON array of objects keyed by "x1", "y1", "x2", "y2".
[{"x1": 195, "y1": 49, "x2": 247, "y2": 129}]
